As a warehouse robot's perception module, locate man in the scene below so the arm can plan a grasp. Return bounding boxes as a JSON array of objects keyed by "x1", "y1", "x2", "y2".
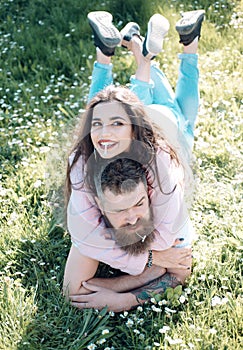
[{"x1": 63, "y1": 158, "x2": 192, "y2": 312}]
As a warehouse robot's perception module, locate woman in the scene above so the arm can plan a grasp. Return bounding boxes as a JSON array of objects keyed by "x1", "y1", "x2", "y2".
[{"x1": 64, "y1": 10, "x2": 204, "y2": 292}]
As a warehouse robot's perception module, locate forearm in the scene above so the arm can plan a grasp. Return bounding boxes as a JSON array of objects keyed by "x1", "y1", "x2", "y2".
[
  {"x1": 63, "y1": 245, "x2": 99, "y2": 296},
  {"x1": 83, "y1": 272, "x2": 181, "y2": 311},
  {"x1": 130, "y1": 272, "x2": 181, "y2": 305},
  {"x1": 70, "y1": 271, "x2": 181, "y2": 312},
  {"x1": 109, "y1": 273, "x2": 181, "y2": 311},
  {"x1": 88, "y1": 265, "x2": 166, "y2": 292},
  {"x1": 167, "y1": 265, "x2": 191, "y2": 285},
  {"x1": 87, "y1": 275, "x2": 140, "y2": 292}
]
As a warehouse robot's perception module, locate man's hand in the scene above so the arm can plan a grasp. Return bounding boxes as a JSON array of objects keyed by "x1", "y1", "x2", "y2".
[
  {"x1": 152, "y1": 239, "x2": 192, "y2": 269},
  {"x1": 69, "y1": 282, "x2": 136, "y2": 312}
]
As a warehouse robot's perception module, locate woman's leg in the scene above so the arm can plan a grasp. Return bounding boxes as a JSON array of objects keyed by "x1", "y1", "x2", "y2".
[
  {"x1": 175, "y1": 38, "x2": 199, "y2": 132},
  {"x1": 125, "y1": 15, "x2": 180, "y2": 110},
  {"x1": 150, "y1": 38, "x2": 200, "y2": 152},
  {"x1": 123, "y1": 15, "x2": 169, "y2": 106},
  {"x1": 150, "y1": 63, "x2": 175, "y2": 104},
  {"x1": 87, "y1": 11, "x2": 123, "y2": 101},
  {"x1": 130, "y1": 76, "x2": 154, "y2": 105},
  {"x1": 150, "y1": 63, "x2": 183, "y2": 117},
  {"x1": 125, "y1": 35, "x2": 154, "y2": 105},
  {"x1": 88, "y1": 48, "x2": 114, "y2": 102}
]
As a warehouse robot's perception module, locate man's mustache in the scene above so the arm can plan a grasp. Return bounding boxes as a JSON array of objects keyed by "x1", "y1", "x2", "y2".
[{"x1": 114, "y1": 218, "x2": 154, "y2": 244}]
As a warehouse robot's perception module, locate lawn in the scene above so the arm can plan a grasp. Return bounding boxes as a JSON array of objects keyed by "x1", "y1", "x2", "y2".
[{"x1": 0, "y1": 0, "x2": 242, "y2": 349}]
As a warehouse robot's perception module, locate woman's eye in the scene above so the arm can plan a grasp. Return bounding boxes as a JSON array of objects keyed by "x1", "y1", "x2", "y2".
[
  {"x1": 91, "y1": 121, "x2": 102, "y2": 127},
  {"x1": 91, "y1": 120, "x2": 125, "y2": 128},
  {"x1": 112, "y1": 121, "x2": 123, "y2": 126},
  {"x1": 136, "y1": 202, "x2": 144, "y2": 207}
]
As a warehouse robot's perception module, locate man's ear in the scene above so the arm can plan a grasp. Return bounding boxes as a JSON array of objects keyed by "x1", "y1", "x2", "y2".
[{"x1": 95, "y1": 196, "x2": 104, "y2": 214}]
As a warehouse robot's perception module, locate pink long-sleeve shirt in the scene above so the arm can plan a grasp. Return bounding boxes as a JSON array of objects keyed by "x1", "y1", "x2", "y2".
[{"x1": 67, "y1": 147, "x2": 194, "y2": 275}]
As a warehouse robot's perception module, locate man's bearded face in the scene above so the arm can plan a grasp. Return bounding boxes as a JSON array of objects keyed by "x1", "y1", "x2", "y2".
[
  {"x1": 111, "y1": 213, "x2": 155, "y2": 255},
  {"x1": 98, "y1": 181, "x2": 155, "y2": 255}
]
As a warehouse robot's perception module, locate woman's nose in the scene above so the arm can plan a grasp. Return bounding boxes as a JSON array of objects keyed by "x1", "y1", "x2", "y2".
[{"x1": 101, "y1": 124, "x2": 112, "y2": 135}]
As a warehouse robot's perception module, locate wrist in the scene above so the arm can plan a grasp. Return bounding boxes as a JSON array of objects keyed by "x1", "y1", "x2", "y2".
[
  {"x1": 127, "y1": 293, "x2": 141, "y2": 310},
  {"x1": 146, "y1": 249, "x2": 153, "y2": 268},
  {"x1": 151, "y1": 250, "x2": 159, "y2": 266}
]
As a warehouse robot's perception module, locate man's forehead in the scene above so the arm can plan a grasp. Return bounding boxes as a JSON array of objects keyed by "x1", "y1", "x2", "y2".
[{"x1": 101, "y1": 182, "x2": 148, "y2": 212}]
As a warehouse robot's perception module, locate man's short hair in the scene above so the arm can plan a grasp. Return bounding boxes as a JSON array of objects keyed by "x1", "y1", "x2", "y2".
[{"x1": 95, "y1": 158, "x2": 147, "y2": 197}]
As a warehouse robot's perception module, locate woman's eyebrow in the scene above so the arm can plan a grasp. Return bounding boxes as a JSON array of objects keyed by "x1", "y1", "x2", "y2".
[
  {"x1": 92, "y1": 116, "x2": 127, "y2": 121},
  {"x1": 110, "y1": 116, "x2": 127, "y2": 121}
]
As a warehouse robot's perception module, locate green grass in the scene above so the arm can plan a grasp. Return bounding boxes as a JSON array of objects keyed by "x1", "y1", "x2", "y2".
[{"x1": 0, "y1": 0, "x2": 242, "y2": 349}]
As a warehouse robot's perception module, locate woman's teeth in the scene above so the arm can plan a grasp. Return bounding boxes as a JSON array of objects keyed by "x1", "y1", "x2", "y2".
[{"x1": 99, "y1": 141, "x2": 116, "y2": 153}]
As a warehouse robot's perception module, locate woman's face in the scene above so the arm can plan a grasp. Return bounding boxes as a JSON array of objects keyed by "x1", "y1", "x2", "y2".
[{"x1": 90, "y1": 101, "x2": 133, "y2": 159}]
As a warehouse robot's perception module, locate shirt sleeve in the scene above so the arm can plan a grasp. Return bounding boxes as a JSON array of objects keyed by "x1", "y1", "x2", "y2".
[
  {"x1": 147, "y1": 148, "x2": 194, "y2": 249},
  {"x1": 67, "y1": 154, "x2": 148, "y2": 275}
]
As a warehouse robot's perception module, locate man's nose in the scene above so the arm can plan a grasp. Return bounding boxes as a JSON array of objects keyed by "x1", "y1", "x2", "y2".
[{"x1": 125, "y1": 209, "x2": 138, "y2": 225}]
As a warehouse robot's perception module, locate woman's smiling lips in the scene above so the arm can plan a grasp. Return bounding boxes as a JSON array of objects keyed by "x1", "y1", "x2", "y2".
[{"x1": 98, "y1": 139, "x2": 117, "y2": 150}]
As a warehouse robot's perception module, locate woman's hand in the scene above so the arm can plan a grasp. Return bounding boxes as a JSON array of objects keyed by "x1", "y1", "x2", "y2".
[{"x1": 152, "y1": 239, "x2": 192, "y2": 269}]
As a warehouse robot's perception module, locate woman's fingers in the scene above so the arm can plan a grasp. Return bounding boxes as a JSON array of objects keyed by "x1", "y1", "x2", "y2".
[
  {"x1": 179, "y1": 247, "x2": 192, "y2": 257},
  {"x1": 172, "y1": 238, "x2": 185, "y2": 246}
]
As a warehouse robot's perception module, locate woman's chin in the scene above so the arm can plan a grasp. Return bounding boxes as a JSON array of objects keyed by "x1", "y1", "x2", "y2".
[{"x1": 98, "y1": 148, "x2": 119, "y2": 159}]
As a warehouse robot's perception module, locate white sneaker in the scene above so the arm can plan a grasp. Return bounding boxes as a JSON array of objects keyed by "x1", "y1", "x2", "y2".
[{"x1": 142, "y1": 14, "x2": 170, "y2": 60}]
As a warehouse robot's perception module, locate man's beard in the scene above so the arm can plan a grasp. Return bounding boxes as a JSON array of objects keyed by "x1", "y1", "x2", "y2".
[{"x1": 104, "y1": 213, "x2": 155, "y2": 256}]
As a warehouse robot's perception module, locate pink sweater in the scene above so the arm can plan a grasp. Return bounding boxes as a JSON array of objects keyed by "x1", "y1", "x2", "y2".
[{"x1": 67, "y1": 148, "x2": 194, "y2": 275}]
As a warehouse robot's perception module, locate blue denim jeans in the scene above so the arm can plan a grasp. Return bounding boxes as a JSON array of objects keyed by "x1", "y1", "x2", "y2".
[{"x1": 88, "y1": 53, "x2": 199, "y2": 152}]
